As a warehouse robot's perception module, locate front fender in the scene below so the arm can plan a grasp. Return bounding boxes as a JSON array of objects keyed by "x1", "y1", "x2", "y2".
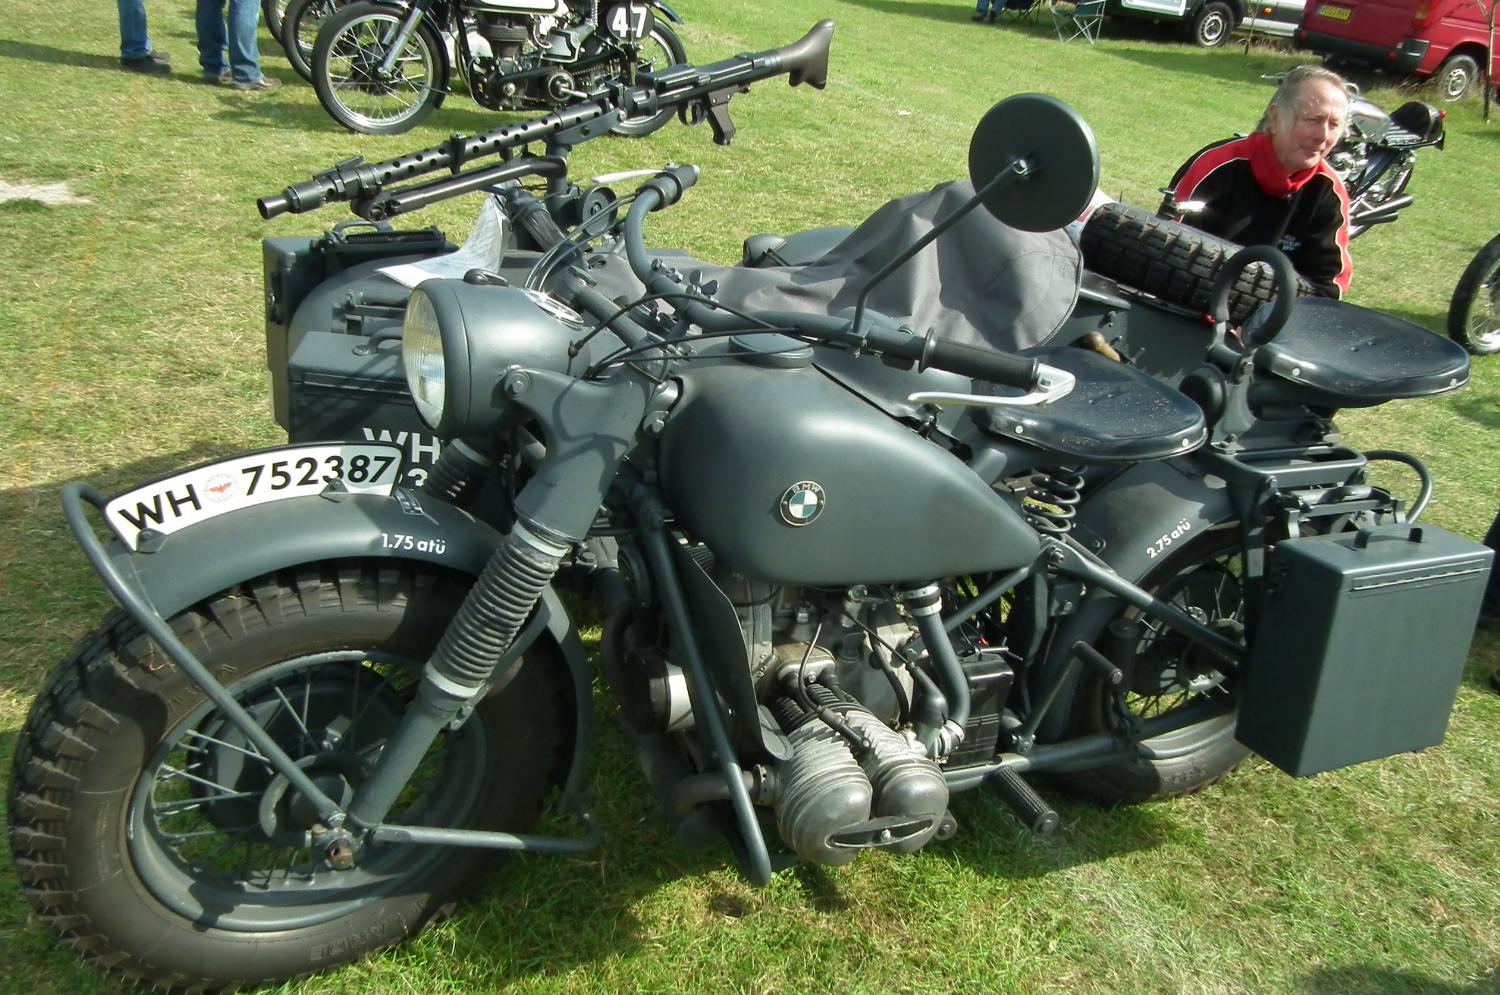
[
  {"x1": 76, "y1": 486, "x2": 592, "y2": 804},
  {"x1": 649, "y1": 1, "x2": 684, "y2": 24}
]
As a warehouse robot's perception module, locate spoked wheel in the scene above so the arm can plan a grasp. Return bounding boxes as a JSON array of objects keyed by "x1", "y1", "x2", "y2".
[
  {"x1": 1448, "y1": 233, "x2": 1500, "y2": 356},
  {"x1": 282, "y1": 0, "x2": 346, "y2": 81},
  {"x1": 263, "y1": 0, "x2": 291, "y2": 39},
  {"x1": 1061, "y1": 526, "x2": 1250, "y2": 804},
  {"x1": 8, "y1": 565, "x2": 568, "y2": 989},
  {"x1": 608, "y1": 22, "x2": 688, "y2": 137},
  {"x1": 311, "y1": 1, "x2": 448, "y2": 135}
]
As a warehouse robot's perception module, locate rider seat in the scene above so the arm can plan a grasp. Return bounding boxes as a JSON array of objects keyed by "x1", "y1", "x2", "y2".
[
  {"x1": 1250, "y1": 298, "x2": 1470, "y2": 409},
  {"x1": 976, "y1": 344, "x2": 1207, "y2": 462}
]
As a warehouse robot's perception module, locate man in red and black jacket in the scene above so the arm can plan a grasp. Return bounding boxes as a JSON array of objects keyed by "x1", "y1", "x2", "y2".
[{"x1": 1164, "y1": 65, "x2": 1353, "y2": 299}]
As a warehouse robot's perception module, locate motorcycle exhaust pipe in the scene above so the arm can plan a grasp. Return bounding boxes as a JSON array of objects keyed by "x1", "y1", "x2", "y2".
[{"x1": 1351, "y1": 194, "x2": 1414, "y2": 229}]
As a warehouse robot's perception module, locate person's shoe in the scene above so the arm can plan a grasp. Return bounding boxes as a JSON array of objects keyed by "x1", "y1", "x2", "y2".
[
  {"x1": 971, "y1": 10, "x2": 987, "y2": 19},
  {"x1": 229, "y1": 76, "x2": 283, "y2": 92},
  {"x1": 986, "y1": 11, "x2": 998, "y2": 21},
  {"x1": 121, "y1": 51, "x2": 171, "y2": 74},
  {"x1": 204, "y1": 71, "x2": 231, "y2": 84}
]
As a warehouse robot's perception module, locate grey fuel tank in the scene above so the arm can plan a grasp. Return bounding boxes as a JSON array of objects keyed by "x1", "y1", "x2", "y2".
[{"x1": 657, "y1": 348, "x2": 1039, "y2": 586}]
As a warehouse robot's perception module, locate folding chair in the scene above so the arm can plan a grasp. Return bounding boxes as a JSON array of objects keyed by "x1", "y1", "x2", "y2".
[
  {"x1": 1051, "y1": 0, "x2": 1106, "y2": 42},
  {"x1": 1000, "y1": 0, "x2": 1039, "y2": 24}
]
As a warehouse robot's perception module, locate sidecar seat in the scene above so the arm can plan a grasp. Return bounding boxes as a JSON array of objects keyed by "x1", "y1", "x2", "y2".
[
  {"x1": 975, "y1": 344, "x2": 1207, "y2": 462},
  {"x1": 1249, "y1": 298, "x2": 1469, "y2": 409}
]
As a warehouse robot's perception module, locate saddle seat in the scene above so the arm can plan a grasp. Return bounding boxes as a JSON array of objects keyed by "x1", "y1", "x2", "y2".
[
  {"x1": 1251, "y1": 298, "x2": 1469, "y2": 408},
  {"x1": 975, "y1": 345, "x2": 1207, "y2": 463}
]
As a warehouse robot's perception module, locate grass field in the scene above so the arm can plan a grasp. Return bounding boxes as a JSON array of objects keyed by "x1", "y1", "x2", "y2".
[{"x1": 1, "y1": 0, "x2": 1498, "y2": 992}]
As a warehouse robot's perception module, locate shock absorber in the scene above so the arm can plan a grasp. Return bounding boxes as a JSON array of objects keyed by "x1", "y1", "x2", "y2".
[
  {"x1": 346, "y1": 522, "x2": 568, "y2": 829},
  {"x1": 1022, "y1": 466, "x2": 1084, "y2": 536}
]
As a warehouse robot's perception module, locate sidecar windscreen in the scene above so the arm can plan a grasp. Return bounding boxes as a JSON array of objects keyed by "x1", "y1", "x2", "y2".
[{"x1": 1252, "y1": 298, "x2": 1470, "y2": 408}]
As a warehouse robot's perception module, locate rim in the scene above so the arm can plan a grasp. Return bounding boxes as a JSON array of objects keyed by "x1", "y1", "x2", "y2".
[
  {"x1": 1463, "y1": 265, "x2": 1500, "y2": 353},
  {"x1": 128, "y1": 650, "x2": 489, "y2": 931},
  {"x1": 1441, "y1": 64, "x2": 1473, "y2": 101},
  {"x1": 1198, "y1": 10, "x2": 1228, "y2": 46},
  {"x1": 294, "y1": 0, "x2": 341, "y2": 65},
  {"x1": 323, "y1": 12, "x2": 438, "y2": 130},
  {"x1": 616, "y1": 28, "x2": 679, "y2": 126},
  {"x1": 1106, "y1": 539, "x2": 1244, "y2": 756}
]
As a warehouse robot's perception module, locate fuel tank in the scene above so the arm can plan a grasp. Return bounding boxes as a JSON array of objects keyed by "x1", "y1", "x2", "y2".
[{"x1": 657, "y1": 348, "x2": 1039, "y2": 586}]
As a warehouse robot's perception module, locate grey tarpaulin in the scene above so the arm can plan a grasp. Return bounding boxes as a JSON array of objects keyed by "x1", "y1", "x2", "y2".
[{"x1": 591, "y1": 179, "x2": 1084, "y2": 352}]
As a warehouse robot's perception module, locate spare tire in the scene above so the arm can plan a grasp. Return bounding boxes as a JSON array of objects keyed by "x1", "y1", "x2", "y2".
[{"x1": 1080, "y1": 202, "x2": 1313, "y2": 325}]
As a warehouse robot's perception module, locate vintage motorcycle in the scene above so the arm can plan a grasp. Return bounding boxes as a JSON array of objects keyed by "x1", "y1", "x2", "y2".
[
  {"x1": 307, "y1": 0, "x2": 686, "y2": 134},
  {"x1": 10, "y1": 21, "x2": 1495, "y2": 992},
  {"x1": 1448, "y1": 227, "x2": 1500, "y2": 355}
]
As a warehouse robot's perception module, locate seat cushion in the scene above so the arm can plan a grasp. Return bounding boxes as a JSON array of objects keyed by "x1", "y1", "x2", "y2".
[{"x1": 976, "y1": 345, "x2": 1206, "y2": 463}]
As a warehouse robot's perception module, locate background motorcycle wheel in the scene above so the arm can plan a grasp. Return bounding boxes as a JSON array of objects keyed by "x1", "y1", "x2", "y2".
[
  {"x1": 7, "y1": 564, "x2": 568, "y2": 990},
  {"x1": 282, "y1": 0, "x2": 346, "y2": 81},
  {"x1": 608, "y1": 22, "x2": 688, "y2": 137},
  {"x1": 311, "y1": 1, "x2": 448, "y2": 135},
  {"x1": 1447, "y1": 232, "x2": 1500, "y2": 355},
  {"x1": 263, "y1": 0, "x2": 290, "y2": 39},
  {"x1": 1058, "y1": 525, "x2": 1250, "y2": 804}
]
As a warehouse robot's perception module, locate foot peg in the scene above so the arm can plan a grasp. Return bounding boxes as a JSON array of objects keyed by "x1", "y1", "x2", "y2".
[{"x1": 987, "y1": 767, "x2": 1059, "y2": 836}]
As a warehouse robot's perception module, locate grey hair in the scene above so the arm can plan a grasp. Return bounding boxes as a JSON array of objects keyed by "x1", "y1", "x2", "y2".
[{"x1": 1255, "y1": 64, "x2": 1351, "y2": 135}]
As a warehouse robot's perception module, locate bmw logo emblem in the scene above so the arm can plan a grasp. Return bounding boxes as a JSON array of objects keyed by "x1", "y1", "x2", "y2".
[{"x1": 779, "y1": 481, "x2": 826, "y2": 527}]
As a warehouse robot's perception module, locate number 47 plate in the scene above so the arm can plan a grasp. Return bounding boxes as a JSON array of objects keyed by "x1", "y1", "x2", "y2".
[{"x1": 105, "y1": 443, "x2": 403, "y2": 551}]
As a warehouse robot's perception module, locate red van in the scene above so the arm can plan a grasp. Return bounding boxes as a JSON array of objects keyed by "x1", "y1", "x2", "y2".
[{"x1": 1298, "y1": 0, "x2": 1498, "y2": 100}]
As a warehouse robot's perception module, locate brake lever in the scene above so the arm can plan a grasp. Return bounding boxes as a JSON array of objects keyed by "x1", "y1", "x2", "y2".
[{"x1": 906, "y1": 364, "x2": 1076, "y2": 409}]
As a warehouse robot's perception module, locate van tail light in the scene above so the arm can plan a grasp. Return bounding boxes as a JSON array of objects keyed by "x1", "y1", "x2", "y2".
[{"x1": 1412, "y1": 0, "x2": 1436, "y2": 27}]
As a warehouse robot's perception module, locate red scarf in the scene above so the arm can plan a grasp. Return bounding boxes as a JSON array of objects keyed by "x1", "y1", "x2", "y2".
[{"x1": 1247, "y1": 130, "x2": 1318, "y2": 198}]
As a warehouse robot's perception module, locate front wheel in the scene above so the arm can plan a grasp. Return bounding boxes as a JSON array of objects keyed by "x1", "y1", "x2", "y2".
[
  {"x1": 311, "y1": 1, "x2": 448, "y2": 135},
  {"x1": 8, "y1": 564, "x2": 569, "y2": 990},
  {"x1": 1448, "y1": 233, "x2": 1500, "y2": 355},
  {"x1": 609, "y1": 22, "x2": 688, "y2": 138},
  {"x1": 1059, "y1": 526, "x2": 1250, "y2": 804},
  {"x1": 1189, "y1": 1, "x2": 1233, "y2": 48}
]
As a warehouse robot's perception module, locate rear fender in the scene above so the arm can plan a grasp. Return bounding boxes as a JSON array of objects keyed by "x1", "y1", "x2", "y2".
[
  {"x1": 1032, "y1": 457, "x2": 1239, "y2": 741},
  {"x1": 86, "y1": 488, "x2": 591, "y2": 801}
]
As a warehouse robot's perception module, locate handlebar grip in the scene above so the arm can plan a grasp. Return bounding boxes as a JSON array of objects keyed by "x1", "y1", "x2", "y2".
[{"x1": 921, "y1": 336, "x2": 1039, "y2": 389}]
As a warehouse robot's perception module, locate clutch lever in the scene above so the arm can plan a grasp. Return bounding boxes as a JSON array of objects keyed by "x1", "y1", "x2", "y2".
[{"x1": 907, "y1": 363, "x2": 1076, "y2": 409}]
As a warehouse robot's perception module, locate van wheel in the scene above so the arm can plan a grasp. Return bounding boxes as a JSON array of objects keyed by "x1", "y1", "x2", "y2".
[
  {"x1": 1435, "y1": 54, "x2": 1479, "y2": 101},
  {"x1": 1190, "y1": 2, "x2": 1233, "y2": 48}
]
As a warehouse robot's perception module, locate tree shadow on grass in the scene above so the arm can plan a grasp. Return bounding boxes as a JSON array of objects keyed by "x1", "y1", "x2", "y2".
[{"x1": 1300, "y1": 964, "x2": 1500, "y2": 994}]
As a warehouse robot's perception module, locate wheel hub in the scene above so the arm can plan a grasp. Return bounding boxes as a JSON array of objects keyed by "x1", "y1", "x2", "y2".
[{"x1": 257, "y1": 752, "x2": 363, "y2": 845}]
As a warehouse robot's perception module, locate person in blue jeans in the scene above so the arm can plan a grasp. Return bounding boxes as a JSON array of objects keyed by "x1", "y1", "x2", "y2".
[
  {"x1": 117, "y1": 0, "x2": 171, "y2": 73},
  {"x1": 972, "y1": 0, "x2": 1002, "y2": 21},
  {"x1": 196, "y1": 0, "x2": 282, "y2": 91}
]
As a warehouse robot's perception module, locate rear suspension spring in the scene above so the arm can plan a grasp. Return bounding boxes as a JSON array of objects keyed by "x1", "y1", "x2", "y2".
[{"x1": 1022, "y1": 466, "x2": 1084, "y2": 536}]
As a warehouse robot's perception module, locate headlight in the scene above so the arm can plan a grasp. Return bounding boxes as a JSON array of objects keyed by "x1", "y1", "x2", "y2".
[{"x1": 402, "y1": 288, "x2": 447, "y2": 430}]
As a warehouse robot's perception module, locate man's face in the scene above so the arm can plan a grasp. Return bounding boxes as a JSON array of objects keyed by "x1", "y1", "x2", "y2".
[{"x1": 1269, "y1": 79, "x2": 1348, "y2": 173}]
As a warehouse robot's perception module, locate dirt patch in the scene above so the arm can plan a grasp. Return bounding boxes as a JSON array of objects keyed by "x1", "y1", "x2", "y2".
[{"x1": 0, "y1": 179, "x2": 91, "y2": 206}]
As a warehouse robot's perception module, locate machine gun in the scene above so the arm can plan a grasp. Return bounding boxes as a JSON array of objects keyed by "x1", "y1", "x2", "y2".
[{"x1": 257, "y1": 20, "x2": 834, "y2": 224}]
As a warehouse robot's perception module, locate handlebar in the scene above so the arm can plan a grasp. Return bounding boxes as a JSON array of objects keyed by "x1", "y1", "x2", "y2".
[{"x1": 257, "y1": 20, "x2": 834, "y2": 222}]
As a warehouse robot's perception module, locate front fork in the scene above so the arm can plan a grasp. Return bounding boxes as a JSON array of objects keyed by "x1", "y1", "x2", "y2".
[{"x1": 378, "y1": 3, "x2": 428, "y2": 76}]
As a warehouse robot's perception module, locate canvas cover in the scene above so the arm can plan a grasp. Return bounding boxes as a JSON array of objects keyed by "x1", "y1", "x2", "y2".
[{"x1": 591, "y1": 179, "x2": 1084, "y2": 352}]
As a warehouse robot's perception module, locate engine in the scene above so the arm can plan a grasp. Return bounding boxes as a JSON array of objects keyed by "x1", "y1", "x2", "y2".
[
  {"x1": 466, "y1": 3, "x2": 598, "y2": 109},
  {"x1": 612, "y1": 544, "x2": 1019, "y2": 866}
]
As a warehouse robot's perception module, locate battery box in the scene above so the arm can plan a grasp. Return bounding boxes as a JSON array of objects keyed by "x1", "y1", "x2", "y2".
[{"x1": 1237, "y1": 523, "x2": 1493, "y2": 777}]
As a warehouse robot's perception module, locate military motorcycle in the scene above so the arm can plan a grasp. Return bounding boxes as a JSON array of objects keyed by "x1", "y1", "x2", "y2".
[
  {"x1": 307, "y1": 0, "x2": 685, "y2": 134},
  {"x1": 10, "y1": 22, "x2": 1495, "y2": 992}
]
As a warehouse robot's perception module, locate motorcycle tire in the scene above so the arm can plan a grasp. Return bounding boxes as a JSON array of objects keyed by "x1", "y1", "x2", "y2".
[
  {"x1": 608, "y1": 21, "x2": 688, "y2": 138},
  {"x1": 1080, "y1": 201, "x2": 1314, "y2": 325},
  {"x1": 1058, "y1": 524, "x2": 1250, "y2": 804},
  {"x1": 311, "y1": 1, "x2": 448, "y2": 136},
  {"x1": 263, "y1": 0, "x2": 290, "y2": 40},
  {"x1": 8, "y1": 564, "x2": 569, "y2": 990},
  {"x1": 1447, "y1": 232, "x2": 1500, "y2": 356},
  {"x1": 1189, "y1": 1, "x2": 1233, "y2": 48},
  {"x1": 281, "y1": 0, "x2": 346, "y2": 82}
]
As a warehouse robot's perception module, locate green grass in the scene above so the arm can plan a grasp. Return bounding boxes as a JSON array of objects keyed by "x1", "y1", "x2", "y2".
[{"x1": 2, "y1": 0, "x2": 1498, "y2": 992}]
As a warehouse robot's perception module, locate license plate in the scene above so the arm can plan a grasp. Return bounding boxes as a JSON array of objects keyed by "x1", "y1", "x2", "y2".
[
  {"x1": 1316, "y1": 3, "x2": 1352, "y2": 20},
  {"x1": 105, "y1": 443, "x2": 403, "y2": 551}
]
